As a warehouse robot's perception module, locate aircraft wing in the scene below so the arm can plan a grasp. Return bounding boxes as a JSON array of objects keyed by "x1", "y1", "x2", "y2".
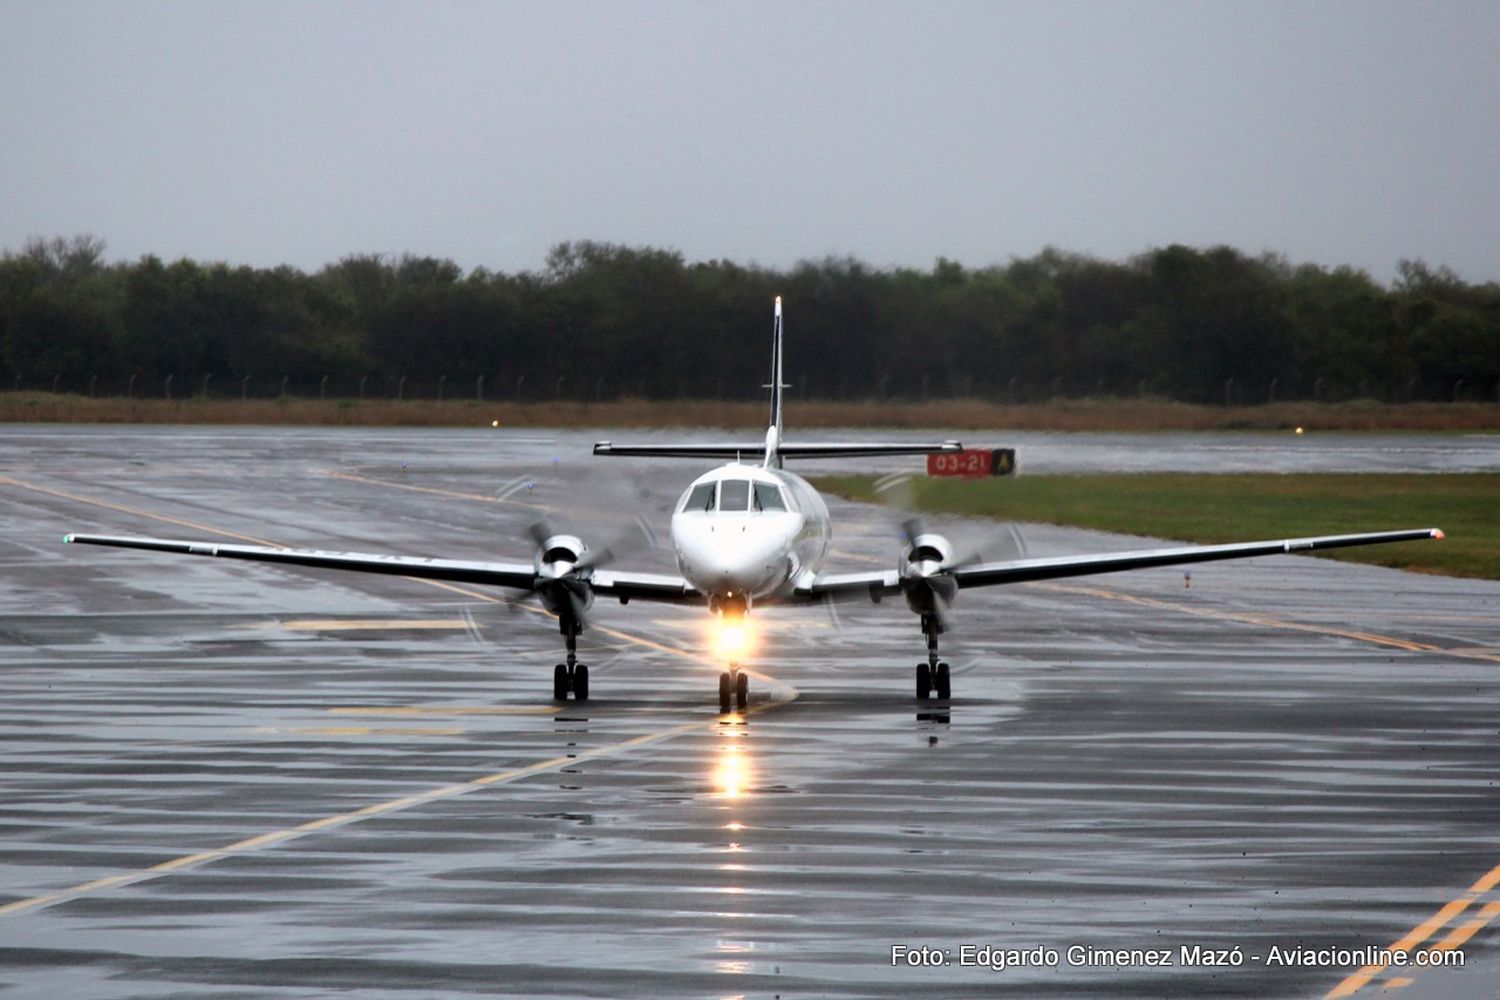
[
  {"x1": 63, "y1": 533, "x2": 700, "y2": 604},
  {"x1": 794, "y1": 528, "x2": 1443, "y2": 600}
]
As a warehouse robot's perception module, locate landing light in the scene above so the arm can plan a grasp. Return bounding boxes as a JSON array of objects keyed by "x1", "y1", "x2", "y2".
[{"x1": 709, "y1": 617, "x2": 756, "y2": 661}]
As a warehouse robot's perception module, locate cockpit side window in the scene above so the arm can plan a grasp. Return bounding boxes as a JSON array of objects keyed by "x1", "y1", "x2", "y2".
[
  {"x1": 683, "y1": 482, "x2": 716, "y2": 512},
  {"x1": 753, "y1": 481, "x2": 787, "y2": 511},
  {"x1": 719, "y1": 479, "x2": 751, "y2": 511}
]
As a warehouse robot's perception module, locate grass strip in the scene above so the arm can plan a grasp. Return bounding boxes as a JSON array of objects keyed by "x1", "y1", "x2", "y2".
[{"x1": 812, "y1": 473, "x2": 1500, "y2": 581}]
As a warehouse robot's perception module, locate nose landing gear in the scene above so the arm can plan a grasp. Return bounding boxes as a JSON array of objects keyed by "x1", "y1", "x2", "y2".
[
  {"x1": 552, "y1": 618, "x2": 589, "y2": 701},
  {"x1": 915, "y1": 613, "x2": 951, "y2": 700},
  {"x1": 719, "y1": 665, "x2": 749, "y2": 714}
]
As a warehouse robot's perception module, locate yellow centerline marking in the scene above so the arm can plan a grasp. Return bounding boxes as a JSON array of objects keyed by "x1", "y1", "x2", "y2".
[
  {"x1": 2, "y1": 471, "x2": 800, "y2": 918},
  {"x1": 327, "y1": 705, "x2": 560, "y2": 717},
  {"x1": 0, "y1": 696, "x2": 787, "y2": 919},
  {"x1": 1029, "y1": 581, "x2": 1500, "y2": 664},
  {"x1": 327, "y1": 469, "x2": 550, "y2": 511},
  {"x1": 272, "y1": 618, "x2": 472, "y2": 632},
  {"x1": 0, "y1": 475, "x2": 280, "y2": 547}
]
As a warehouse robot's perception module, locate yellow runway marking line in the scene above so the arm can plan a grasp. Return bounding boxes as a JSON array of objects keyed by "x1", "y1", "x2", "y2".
[
  {"x1": 10, "y1": 474, "x2": 801, "y2": 920},
  {"x1": 1, "y1": 475, "x2": 279, "y2": 547},
  {"x1": 272, "y1": 618, "x2": 473, "y2": 632},
  {"x1": 1327, "y1": 865, "x2": 1500, "y2": 997},
  {"x1": 1030, "y1": 581, "x2": 1500, "y2": 665},
  {"x1": 0, "y1": 688, "x2": 792, "y2": 920},
  {"x1": 254, "y1": 725, "x2": 467, "y2": 737},
  {"x1": 327, "y1": 469, "x2": 550, "y2": 512},
  {"x1": 327, "y1": 705, "x2": 559, "y2": 717}
]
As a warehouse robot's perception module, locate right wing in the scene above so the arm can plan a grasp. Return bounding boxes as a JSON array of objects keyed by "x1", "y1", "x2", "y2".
[
  {"x1": 63, "y1": 533, "x2": 701, "y2": 605},
  {"x1": 792, "y1": 527, "x2": 1444, "y2": 601}
]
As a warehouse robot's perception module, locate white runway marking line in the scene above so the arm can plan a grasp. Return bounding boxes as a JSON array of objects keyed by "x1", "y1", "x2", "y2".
[{"x1": 4, "y1": 471, "x2": 801, "y2": 918}]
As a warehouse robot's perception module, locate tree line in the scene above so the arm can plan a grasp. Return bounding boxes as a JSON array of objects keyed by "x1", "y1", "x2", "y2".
[{"x1": 2, "y1": 235, "x2": 1497, "y2": 403}]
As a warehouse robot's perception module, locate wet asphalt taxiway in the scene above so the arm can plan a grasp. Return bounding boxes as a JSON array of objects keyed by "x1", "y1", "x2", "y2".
[{"x1": 2, "y1": 425, "x2": 1500, "y2": 998}]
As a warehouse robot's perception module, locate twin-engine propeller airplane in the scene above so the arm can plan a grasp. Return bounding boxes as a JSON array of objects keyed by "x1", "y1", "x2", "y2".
[{"x1": 65, "y1": 298, "x2": 1442, "y2": 713}]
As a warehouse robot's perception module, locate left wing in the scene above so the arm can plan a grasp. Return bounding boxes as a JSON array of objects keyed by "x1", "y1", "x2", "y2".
[
  {"x1": 795, "y1": 527, "x2": 1443, "y2": 601},
  {"x1": 63, "y1": 533, "x2": 700, "y2": 605}
]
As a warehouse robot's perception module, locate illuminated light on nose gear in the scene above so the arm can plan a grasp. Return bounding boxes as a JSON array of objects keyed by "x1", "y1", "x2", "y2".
[{"x1": 711, "y1": 617, "x2": 755, "y2": 660}]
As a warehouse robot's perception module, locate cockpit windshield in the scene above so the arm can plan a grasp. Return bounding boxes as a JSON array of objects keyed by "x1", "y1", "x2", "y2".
[
  {"x1": 719, "y1": 479, "x2": 751, "y2": 511},
  {"x1": 683, "y1": 482, "x2": 716, "y2": 512},
  {"x1": 680, "y1": 479, "x2": 789, "y2": 514},
  {"x1": 753, "y1": 481, "x2": 787, "y2": 511}
]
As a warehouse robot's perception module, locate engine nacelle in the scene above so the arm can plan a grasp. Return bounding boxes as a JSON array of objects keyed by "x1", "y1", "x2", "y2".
[
  {"x1": 532, "y1": 533, "x2": 596, "y2": 620},
  {"x1": 900, "y1": 532, "x2": 953, "y2": 576},
  {"x1": 533, "y1": 533, "x2": 587, "y2": 576},
  {"x1": 900, "y1": 531, "x2": 957, "y2": 615}
]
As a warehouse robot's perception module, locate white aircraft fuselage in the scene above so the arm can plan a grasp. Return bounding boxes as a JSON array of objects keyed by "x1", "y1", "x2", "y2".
[{"x1": 670, "y1": 462, "x2": 831, "y2": 617}]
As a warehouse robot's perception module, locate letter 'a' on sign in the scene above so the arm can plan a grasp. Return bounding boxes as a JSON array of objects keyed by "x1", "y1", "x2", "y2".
[{"x1": 926, "y1": 447, "x2": 1016, "y2": 477}]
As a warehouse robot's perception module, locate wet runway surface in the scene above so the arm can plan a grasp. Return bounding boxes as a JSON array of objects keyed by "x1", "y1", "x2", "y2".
[{"x1": 3, "y1": 426, "x2": 1500, "y2": 998}]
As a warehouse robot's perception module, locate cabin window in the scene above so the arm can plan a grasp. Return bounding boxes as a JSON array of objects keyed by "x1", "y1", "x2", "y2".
[
  {"x1": 719, "y1": 479, "x2": 751, "y2": 511},
  {"x1": 683, "y1": 482, "x2": 716, "y2": 512},
  {"x1": 753, "y1": 482, "x2": 787, "y2": 511}
]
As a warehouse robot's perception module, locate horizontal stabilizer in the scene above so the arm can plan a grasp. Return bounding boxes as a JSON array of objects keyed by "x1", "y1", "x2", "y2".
[{"x1": 593, "y1": 441, "x2": 962, "y2": 460}]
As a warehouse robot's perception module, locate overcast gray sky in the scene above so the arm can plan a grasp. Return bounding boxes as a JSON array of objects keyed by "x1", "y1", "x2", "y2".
[{"x1": 3, "y1": 1, "x2": 1498, "y2": 283}]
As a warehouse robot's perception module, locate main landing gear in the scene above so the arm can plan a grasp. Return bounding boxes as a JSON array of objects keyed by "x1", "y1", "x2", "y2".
[
  {"x1": 915, "y1": 613, "x2": 951, "y2": 700},
  {"x1": 718, "y1": 665, "x2": 749, "y2": 714},
  {"x1": 552, "y1": 617, "x2": 589, "y2": 702}
]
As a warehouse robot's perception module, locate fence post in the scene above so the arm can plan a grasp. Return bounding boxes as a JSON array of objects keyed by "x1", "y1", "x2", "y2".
[
  {"x1": 1224, "y1": 377, "x2": 1234, "y2": 407},
  {"x1": 554, "y1": 376, "x2": 565, "y2": 402},
  {"x1": 320, "y1": 375, "x2": 328, "y2": 399},
  {"x1": 242, "y1": 375, "x2": 250, "y2": 400},
  {"x1": 127, "y1": 374, "x2": 136, "y2": 397},
  {"x1": 164, "y1": 374, "x2": 174, "y2": 399},
  {"x1": 280, "y1": 376, "x2": 289, "y2": 398},
  {"x1": 89, "y1": 374, "x2": 97, "y2": 398},
  {"x1": 201, "y1": 374, "x2": 211, "y2": 398},
  {"x1": 476, "y1": 374, "x2": 484, "y2": 401},
  {"x1": 1268, "y1": 377, "x2": 1277, "y2": 403},
  {"x1": 358, "y1": 376, "x2": 367, "y2": 400},
  {"x1": 516, "y1": 374, "x2": 525, "y2": 402},
  {"x1": 1453, "y1": 378, "x2": 1464, "y2": 402}
]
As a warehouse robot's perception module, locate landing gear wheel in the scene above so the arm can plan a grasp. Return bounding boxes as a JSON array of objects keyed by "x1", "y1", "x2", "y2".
[
  {"x1": 553, "y1": 663, "x2": 570, "y2": 701},
  {"x1": 916, "y1": 662, "x2": 932, "y2": 699},
  {"x1": 735, "y1": 671, "x2": 749, "y2": 711},
  {"x1": 573, "y1": 663, "x2": 589, "y2": 701},
  {"x1": 718, "y1": 672, "x2": 732, "y2": 714},
  {"x1": 934, "y1": 661, "x2": 951, "y2": 700}
]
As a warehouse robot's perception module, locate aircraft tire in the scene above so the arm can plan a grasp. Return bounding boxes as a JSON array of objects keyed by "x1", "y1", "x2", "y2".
[
  {"x1": 935, "y1": 662, "x2": 951, "y2": 700},
  {"x1": 916, "y1": 662, "x2": 932, "y2": 699},
  {"x1": 718, "y1": 672, "x2": 732, "y2": 714},
  {"x1": 735, "y1": 671, "x2": 748, "y2": 711},
  {"x1": 553, "y1": 663, "x2": 570, "y2": 701},
  {"x1": 573, "y1": 663, "x2": 589, "y2": 701}
]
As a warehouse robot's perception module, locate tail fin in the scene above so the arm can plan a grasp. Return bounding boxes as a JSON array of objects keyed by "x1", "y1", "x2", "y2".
[
  {"x1": 763, "y1": 296, "x2": 788, "y2": 468},
  {"x1": 593, "y1": 295, "x2": 964, "y2": 463}
]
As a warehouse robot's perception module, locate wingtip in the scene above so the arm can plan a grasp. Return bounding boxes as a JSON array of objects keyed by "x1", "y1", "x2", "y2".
[
  {"x1": 62, "y1": 533, "x2": 74, "y2": 544},
  {"x1": 1433, "y1": 528, "x2": 1445, "y2": 540}
]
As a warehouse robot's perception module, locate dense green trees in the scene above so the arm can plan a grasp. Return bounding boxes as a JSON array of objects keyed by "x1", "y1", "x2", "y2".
[{"x1": 1, "y1": 235, "x2": 1496, "y2": 402}]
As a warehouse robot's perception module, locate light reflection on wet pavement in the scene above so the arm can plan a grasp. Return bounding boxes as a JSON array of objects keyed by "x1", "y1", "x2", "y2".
[{"x1": 1, "y1": 425, "x2": 1498, "y2": 998}]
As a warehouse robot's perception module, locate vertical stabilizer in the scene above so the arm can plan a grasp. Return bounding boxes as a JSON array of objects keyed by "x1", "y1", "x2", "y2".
[{"x1": 763, "y1": 297, "x2": 788, "y2": 468}]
